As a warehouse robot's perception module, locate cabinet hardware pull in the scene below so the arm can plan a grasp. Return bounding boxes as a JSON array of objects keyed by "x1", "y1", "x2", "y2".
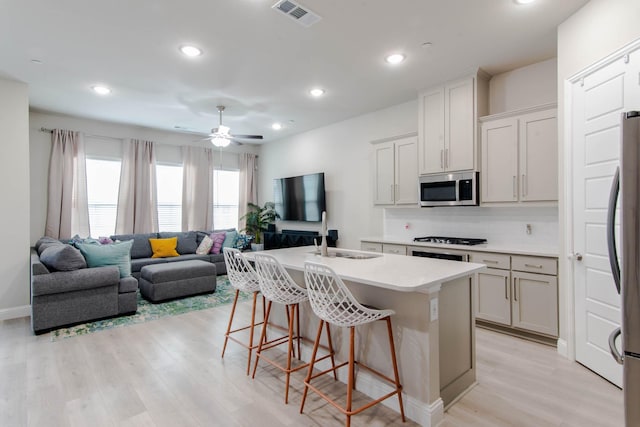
[
  {"x1": 524, "y1": 263, "x2": 543, "y2": 269},
  {"x1": 445, "y1": 149, "x2": 449, "y2": 168},
  {"x1": 440, "y1": 149, "x2": 444, "y2": 169},
  {"x1": 512, "y1": 176, "x2": 517, "y2": 198},
  {"x1": 522, "y1": 174, "x2": 526, "y2": 197},
  {"x1": 504, "y1": 276, "x2": 508, "y2": 300},
  {"x1": 513, "y1": 278, "x2": 518, "y2": 301},
  {"x1": 483, "y1": 259, "x2": 499, "y2": 264},
  {"x1": 390, "y1": 184, "x2": 394, "y2": 201}
]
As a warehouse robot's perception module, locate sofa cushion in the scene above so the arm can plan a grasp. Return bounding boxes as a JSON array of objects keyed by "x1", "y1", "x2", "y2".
[
  {"x1": 119, "y1": 276, "x2": 139, "y2": 293},
  {"x1": 196, "y1": 228, "x2": 236, "y2": 245},
  {"x1": 196, "y1": 235, "x2": 214, "y2": 255},
  {"x1": 158, "y1": 231, "x2": 198, "y2": 254},
  {"x1": 39, "y1": 244, "x2": 87, "y2": 271},
  {"x1": 77, "y1": 240, "x2": 134, "y2": 278},
  {"x1": 149, "y1": 237, "x2": 180, "y2": 258},
  {"x1": 110, "y1": 233, "x2": 157, "y2": 259}
]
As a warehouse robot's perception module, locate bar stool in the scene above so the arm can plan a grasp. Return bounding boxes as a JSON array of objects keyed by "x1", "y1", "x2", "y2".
[
  {"x1": 252, "y1": 253, "x2": 336, "y2": 404},
  {"x1": 301, "y1": 261, "x2": 405, "y2": 427},
  {"x1": 221, "y1": 247, "x2": 265, "y2": 375}
]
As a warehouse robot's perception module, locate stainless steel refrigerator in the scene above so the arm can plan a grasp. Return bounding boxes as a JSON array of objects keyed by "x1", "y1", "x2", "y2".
[{"x1": 607, "y1": 111, "x2": 640, "y2": 426}]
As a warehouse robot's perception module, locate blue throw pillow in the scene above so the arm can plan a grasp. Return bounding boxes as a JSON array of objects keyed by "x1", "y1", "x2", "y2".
[
  {"x1": 222, "y1": 230, "x2": 238, "y2": 249},
  {"x1": 77, "y1": 240, "x2": 133, "y2": 278}
]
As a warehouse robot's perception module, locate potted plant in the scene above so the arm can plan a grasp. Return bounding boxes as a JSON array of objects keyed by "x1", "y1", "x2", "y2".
[{"x1": 241, "y1": 202, "x2": 279, "y2": 251}]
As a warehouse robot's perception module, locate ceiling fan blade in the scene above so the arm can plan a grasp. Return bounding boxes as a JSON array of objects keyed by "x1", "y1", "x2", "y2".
[{"x1": 230, "y1": 134, "x2": 263, "y2": 140}]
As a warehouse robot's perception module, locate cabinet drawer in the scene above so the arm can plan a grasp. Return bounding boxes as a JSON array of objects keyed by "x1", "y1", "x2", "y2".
[
  {"x1": 382, "y1": 243, "x2": 407, "y2": 255},
  {"x1": 469, "y1": 252, "x2": 510, "y2": 270},
  {"x1": 361, "y1": 242, "x2": 383, "y2": 253},
  {"x1": 512, "y1": 255, "x2": 557, "y2": 275}
]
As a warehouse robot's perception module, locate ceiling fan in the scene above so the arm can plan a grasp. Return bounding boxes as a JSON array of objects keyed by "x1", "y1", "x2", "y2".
[{"x1": 202, "y1": 105, "x2": 263, "y2": 147}]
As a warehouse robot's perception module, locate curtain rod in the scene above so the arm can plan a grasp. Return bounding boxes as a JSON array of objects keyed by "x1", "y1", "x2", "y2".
[
  {"x1": 39, "y1": 127, "x2": 123, "y2": 142},
  {"x1": 38, "y1": 127, "x2": 259, "y2": 155}
]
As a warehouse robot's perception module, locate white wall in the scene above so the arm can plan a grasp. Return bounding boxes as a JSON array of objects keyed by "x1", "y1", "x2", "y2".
[
  {"x1": 0, "y1": 78, "x2": 30, "y2": 317},
  {"x1": 557, "y1": 0, "x2": 640, "y2": 356},
  {"x1": 29, "y1": 111, "x2": 260, "y2": 244},
  {"x1": 258, "y1": 100, "x2": 417, "y2": 249},
  {"x1": 489, "y1": 58, "x2": 557, "y2": 114}
]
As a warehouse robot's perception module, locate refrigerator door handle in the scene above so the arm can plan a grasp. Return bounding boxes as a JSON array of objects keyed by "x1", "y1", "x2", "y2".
[
  {"x1": 607, "y1": 167, "x2": 621, "y2": 294},
  {"x1": 609, "y1": 327, "x2": 624, "y2": 365}
]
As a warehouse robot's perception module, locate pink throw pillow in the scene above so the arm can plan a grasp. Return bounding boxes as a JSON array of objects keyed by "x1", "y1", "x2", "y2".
[{"x1": 209, "y1": 232, "x2": 226, "y2": 254}]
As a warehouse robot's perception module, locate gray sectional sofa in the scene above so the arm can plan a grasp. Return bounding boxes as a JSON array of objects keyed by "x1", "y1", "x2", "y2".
[{"x1": 30, "y1": 229, "x2": 237, "y2": 334}]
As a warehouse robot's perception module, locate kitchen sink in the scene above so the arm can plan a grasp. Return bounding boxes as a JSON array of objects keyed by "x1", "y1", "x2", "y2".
[{"x1": 310, "y1": 250, "x2": 381, "y2": 260}]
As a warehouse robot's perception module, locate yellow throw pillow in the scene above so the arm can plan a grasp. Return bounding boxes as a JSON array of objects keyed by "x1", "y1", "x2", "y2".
[{"x1": 149, "y1": 237, "x2": 180, "y2": 258}]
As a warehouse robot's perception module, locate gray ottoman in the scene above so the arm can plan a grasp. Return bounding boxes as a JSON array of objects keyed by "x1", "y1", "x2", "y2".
[{"x1": 139, "y1": 260, "x2": 217, "y2": 303}]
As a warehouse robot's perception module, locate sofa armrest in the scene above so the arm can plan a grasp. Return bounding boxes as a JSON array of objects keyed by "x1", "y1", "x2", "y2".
[
  {"x1": 30, "y1": 248, "x2": 49, "y2": 276},
  {"x1": 32, "y1": 266, "x2": 120, "y2": 297}
]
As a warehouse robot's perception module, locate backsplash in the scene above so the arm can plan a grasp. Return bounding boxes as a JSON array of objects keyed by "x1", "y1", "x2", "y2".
[{"x1": 383, "y1": 206, "x2": 558, "y2": 248}]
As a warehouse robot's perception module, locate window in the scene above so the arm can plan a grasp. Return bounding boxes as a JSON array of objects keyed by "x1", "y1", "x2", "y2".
[
  {"x1": 156, "y1": 164, "x2": 183, "y2": 232},
  {"x1": 86, "y1": 158, "x2": 121, "y2": 238},
  {"x1": 213, "y1": 169, "x2": 240, "y2": 229}
]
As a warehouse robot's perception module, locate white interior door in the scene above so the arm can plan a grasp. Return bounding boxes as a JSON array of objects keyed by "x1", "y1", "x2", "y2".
[{"x1": 572, "y1": 56, "x2": 628, "y2": 387}]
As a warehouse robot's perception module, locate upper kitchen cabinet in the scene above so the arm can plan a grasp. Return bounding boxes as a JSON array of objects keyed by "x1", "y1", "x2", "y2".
[
  {"x1": 480, "y1": 105, "x2": 558, "y2": 204},
  {"x1": 372, "y1": 134, "x2": 418, "y2": 206},
  {"x1": 418, "y1": 71, "x2": 489, "y2": 175}
]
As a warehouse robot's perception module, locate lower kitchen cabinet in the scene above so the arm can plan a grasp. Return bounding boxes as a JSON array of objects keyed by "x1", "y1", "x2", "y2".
[{"x1": 471, "y1": 252, "x2": 558, "y2": 340}]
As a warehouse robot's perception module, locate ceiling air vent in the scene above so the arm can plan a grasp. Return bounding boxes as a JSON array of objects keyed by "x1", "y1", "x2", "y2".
[{"x1": 272, "y1": 0, "x2": 322, "y2": 27}]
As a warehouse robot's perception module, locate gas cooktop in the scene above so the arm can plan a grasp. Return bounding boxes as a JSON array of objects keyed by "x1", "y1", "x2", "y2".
[{"x1": 413, "y1": 236, "x2": 487, "y2": 246}]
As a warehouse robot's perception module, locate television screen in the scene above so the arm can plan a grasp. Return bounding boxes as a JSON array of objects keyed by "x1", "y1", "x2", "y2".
[{"x1": 273, "y1": 172, "x2": 326, "y2": 222}]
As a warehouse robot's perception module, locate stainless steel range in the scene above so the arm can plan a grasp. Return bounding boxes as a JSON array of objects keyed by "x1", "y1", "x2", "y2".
[
  {"x1": 413, "y1": 236, "x2": 487, "y2": 246},
  {"x1": 410, "y1": 236, "x2": 487, "y2": 262}
]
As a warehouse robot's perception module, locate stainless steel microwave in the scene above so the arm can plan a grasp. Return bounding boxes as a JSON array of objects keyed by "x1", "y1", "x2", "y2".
[{"x1": 419, "y1": 171, "x2": 479, "y2": 207}]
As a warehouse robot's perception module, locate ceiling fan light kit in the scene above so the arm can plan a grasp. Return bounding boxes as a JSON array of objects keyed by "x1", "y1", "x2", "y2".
[{"x1": 202, "y1": 105, "x2": 264, "y2": 147}]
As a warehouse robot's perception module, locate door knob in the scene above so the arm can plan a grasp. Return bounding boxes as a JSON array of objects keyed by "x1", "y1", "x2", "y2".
[{"x1": 575, "y1": 253, "x2": 583, "y2": 261}]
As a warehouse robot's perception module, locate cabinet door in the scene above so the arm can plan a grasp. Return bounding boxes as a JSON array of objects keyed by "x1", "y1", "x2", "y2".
[
  {"x1": 445, "y1": 78, "x2": 475, "y2": 172},
  {"x1": 382, "y1": 243, "x2": 406, "y2": 255},
  {"x1": 512, "y1": 271, "x2": 558, "y2": 337},
  {"x1": 481, "y1": 117, "x2": 518, "y2": 202},
  {"x1": 394, "y1": 136, "x2": 418, "y2": 205},
  {"x1": 373, "y1": 141, "x2": 395, "y2": 205},
  {"x1": 418, "y1": 87, "x2": 445, "y2": 174},
  {"x1": 361, "y1": 241, "x2": 382, "y2": 252},
  {"x1": 475, "y1": 268, "x2": 511, "y2": 326},
  {"x1": 519, "y1": 109, "x2": 558, "y2": 202}
]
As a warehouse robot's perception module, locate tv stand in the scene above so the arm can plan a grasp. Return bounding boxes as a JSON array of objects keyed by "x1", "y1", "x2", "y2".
[{"x1": 263, "y1": 229, "x2": 338, "y2": 250}]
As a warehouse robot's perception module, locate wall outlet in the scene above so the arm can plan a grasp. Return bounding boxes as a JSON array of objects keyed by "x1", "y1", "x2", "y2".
[
  {"x1": 430, "y1": 298, "x2": 438, "y2": 321},
  {"x1": 526, "y1": 224, "x2": 532, "y2": 235}
]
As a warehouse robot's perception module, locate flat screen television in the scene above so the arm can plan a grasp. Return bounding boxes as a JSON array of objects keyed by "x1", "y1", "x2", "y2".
[{"x1": 273, "y1": 172, "x2": 326, "y2": 222}]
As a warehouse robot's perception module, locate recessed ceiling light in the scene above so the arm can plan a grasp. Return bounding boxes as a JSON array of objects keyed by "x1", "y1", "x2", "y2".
[
  {"x1": 385, "y1": 53, "x2": 406, "y2": 65},
  {"x1": 272, "y1": 123, "x2": 283, "y2": 130},
  {"x1": 310, "y1": 88, "x2": 325, "y2": 97},
  {"x1": 91, "y1": 85, "x2": 111, "y2": 95},
  {"x1": 179, "y1": 45, "x2": 202, "y2": 57},
  {"x1": 514, "y1": 0, "x2": 535, "y2": 4}
]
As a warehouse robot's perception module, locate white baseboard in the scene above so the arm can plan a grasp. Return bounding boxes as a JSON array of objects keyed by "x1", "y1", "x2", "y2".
[
  {"x1": 0, "y1": 305, "x2": 30, "y2": 321},
  {"x1": 557, "y1": 338, "x2": 568, "y2": 358},
  {"x1": 300, "y1": 346, "x2": 443, "y2": 426}
]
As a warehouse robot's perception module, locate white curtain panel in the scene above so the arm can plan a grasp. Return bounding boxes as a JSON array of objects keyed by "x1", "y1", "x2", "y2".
[
  {"x1": 181, "y1": 146, "x2": 214, "y2": 231},
  {"x1": 44, "y1": 129, "x2": 90, "y2": 239},
  {"x1": 115, "y1": 139, "x2": 158, "y2": 234},
  {"x1": 238, "y1": 153, "x2": 258, "y2": 232}
]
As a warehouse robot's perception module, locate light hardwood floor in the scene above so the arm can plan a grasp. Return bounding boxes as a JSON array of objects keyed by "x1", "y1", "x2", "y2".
[{"x1": 0, "y1": 299, "x2": 624, "y2": 427}]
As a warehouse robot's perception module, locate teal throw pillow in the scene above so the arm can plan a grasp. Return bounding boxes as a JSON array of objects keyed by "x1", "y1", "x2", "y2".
[
  {"x1": 222, "y1": 230, "x2": 238, "y2": 249},
  {"x1": 77, "y1": 240, "x2": 133, "y2": 278}
]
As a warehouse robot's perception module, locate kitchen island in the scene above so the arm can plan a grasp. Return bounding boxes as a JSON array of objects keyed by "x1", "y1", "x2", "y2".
[{"x1": 244, "y1": 246, "x2": 485, "y2": 427}]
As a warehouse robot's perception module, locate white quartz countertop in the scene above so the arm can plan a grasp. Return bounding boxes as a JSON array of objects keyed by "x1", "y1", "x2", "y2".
[
  {"x1": 244, "y1": 246, "x2": 486, "y2": 293},
  {"x1": 361, "y1": 237, "x2": 559, "y2": 258}
]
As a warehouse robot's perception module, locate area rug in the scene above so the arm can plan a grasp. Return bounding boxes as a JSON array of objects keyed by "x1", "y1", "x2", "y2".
[{"x1": 51, "y1": 275, "x2": 248, "y2": 341}]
